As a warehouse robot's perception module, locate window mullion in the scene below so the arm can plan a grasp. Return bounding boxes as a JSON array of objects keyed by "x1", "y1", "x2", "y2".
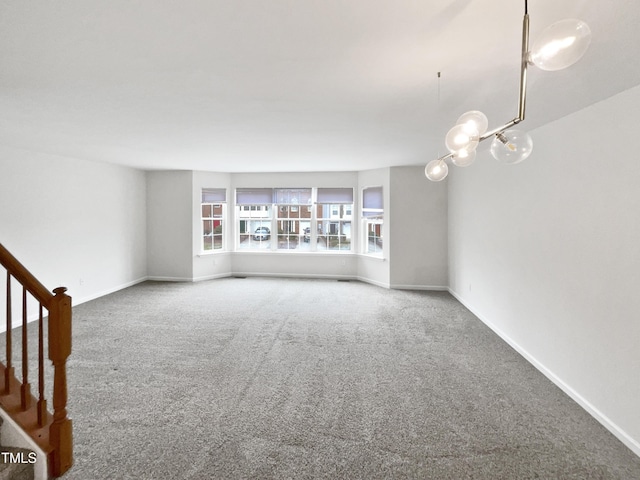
[
  {"x1": 270, "y1": 203, "x2": 277, "y2": 251},
  {"x1": 311, "y1": 188, "x2": 317, "y2": 252}
]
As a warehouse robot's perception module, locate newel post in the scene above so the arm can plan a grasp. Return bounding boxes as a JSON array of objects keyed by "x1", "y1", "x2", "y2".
[{"x1": 48, "y1": 287, "x2": 73, "y2": 477}]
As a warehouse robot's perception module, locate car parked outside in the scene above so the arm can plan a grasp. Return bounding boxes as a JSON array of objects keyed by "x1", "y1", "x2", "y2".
[{"x1": 253, "y1": 226, "x2": 270, "y2": 241}]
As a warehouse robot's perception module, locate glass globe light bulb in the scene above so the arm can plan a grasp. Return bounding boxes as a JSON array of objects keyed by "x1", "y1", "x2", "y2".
[
  {"x1": 451, "y1": 148, "x2": 476, "y2": 167},
  {"x1": 529, "y1": 19, "x2": 592, "y2": 71},
  {"x1": 456, "y1": 111, "x2": 489, "y2": 136},
  {"x1": 445, "y1": 123, "x2": 479, "y2": 154},
  {"x1": 425, "y1": 159, "x2": 449, "y2": 181},
  {"x1": 490, "y1": 130, "x2": 533, "y2": 165}
]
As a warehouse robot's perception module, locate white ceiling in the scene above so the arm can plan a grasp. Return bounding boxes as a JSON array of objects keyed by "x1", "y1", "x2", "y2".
[{"x1": 1, "y1": 0, "x2": 639, "y2": 173}]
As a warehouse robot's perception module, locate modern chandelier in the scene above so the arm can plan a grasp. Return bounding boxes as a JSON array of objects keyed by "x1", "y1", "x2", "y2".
[{"x1": 425, "y1": 0, "x2": 592, "y2": 181}]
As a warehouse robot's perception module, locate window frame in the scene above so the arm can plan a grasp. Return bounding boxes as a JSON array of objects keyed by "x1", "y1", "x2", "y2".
[
  {"x1": 236, "y1": 203, "x2": 273, "y2": 251},
  {"x1": 361, "y1": 186, "x2": 384, "y2": 256},
  {"x1": 233, "y1": 187, "x2": 355, "y2": 254},
  {"x1": 274, "y1": 188, "x2": 313, "y2": 251},
  {"x1": 316, "y1": 187, "x2": 354, "y2": 252},
  {"x1": 201, "y1": 188, "x2": 227, "y2": 253}
]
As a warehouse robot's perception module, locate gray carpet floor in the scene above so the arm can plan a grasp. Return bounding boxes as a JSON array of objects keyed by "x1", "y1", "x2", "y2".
[{"x1": 33, "y1": 278, "x2": 640, "y2": 478}]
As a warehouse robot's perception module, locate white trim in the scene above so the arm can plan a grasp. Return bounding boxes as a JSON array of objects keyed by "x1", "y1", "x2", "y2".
[
  {"x1": 73, "y1": 276, "x2": 148, "y2": 305},
  {"x1": 230, "y1": 251, "x2": 355, "y2": 258},
  {"x1": 356, "y1": 253, "x2": 386, "y2": 261},
  {"x1": 230, "y1": 272, "x2": 357, "y2": 281},
  {"x1": 146, "y1": 276, "x2": 193, "y2": 282},
  {"x1": 448, "y1": 287, "x2": 640, "y2": 459},
  {"x1": 192, "y1": 273, "x2": 233, "y2": 282},
  {"x1": 356, "y1": 276, "x2": 390, "y2": 289},
  {"x1": 196, "y1": 251, "x2": 230, "y2": 258},
  {"x1": 391, "y1": 284, "x2": 448, "y2": 291},
  {"x1": 1, "y1": 316, "x2": 40, "y2": 333},
  {"x1": 0, "y1": 277, "x2": 149, "y2": 333}
]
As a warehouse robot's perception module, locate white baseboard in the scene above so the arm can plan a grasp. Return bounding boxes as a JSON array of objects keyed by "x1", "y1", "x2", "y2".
[
  {"x1": 448, "y1": 287, "x2": 640, "y2": 459},
  {"x1": 230, "y1": 272, "x2": 357, "y2": 282},
  {"x1": 356, "y1": 276, "x2": 390, "y2": 289},
  {"x1": 146, "y1": 276, "x2": 193, "y2": 282},
  {"x1": 391, "y1": 283, "x2": 449, "y2": 291},
  {"x1": 192, "y1": 273, "x2": 233, "y2": 282},
  {"x1": 0, "y1": 277, "x2": 150, "y2": 333},
  {"x1": 73, "y1": 276, "x2": 149, "y2": 305}
]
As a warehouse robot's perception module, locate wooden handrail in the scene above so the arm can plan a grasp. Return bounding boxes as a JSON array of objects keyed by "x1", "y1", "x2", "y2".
[
  {"x1": 0, "y1": 243, "x2": 53, "y2": 306},
  {"x1": 0, "y1": 242, "x2": 73, "y2": 477}
]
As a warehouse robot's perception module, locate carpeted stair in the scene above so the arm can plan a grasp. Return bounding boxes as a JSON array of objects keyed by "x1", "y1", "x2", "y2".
[{"x1": 0, "y1": 418, "x2": 35, "y2": 480}]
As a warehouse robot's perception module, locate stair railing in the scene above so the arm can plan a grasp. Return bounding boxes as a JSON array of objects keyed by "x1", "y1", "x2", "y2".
[{"x1": 0, "y1": 242, "x2": 73, "y2": 477}]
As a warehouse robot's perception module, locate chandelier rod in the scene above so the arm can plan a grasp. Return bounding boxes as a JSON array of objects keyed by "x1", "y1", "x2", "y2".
[
  {"x1": 518, "y1": 7, "x2": 530, "y2": 122},
  {"x1": 433, "y1": 1, "x2": 530, "y2": 162}
]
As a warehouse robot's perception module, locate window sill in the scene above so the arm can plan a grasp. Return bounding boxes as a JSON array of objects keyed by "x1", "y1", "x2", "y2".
[
  {"x1": 357, "y1": 253, "x2": 386, "y2": 261},
  {"x1": 197, "y1": 250, "x2": 229, "y2": 257},
  {"x1": 230, "y1": 250, "x2": 356, "y2": 256}
]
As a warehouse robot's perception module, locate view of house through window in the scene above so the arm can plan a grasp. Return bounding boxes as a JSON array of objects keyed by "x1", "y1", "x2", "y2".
[
  {"x1": 234, "y1": 187, "x2": 354, "y2": 251},
  {"x1": 236, "y1": 189, "x2": 273, "y2": 250},
  {"x1": 317, "y1": 188, "x2": 353, "y2": 251},
  {"x1": 362, "y1": 186, "x2": 383, "y2": 254},
  {"x1": 275, "y1": 188, "x2": 312, "y2": 250},
  {"x1": 201, "y1": 189, "x2": 226, "y2": 251}
]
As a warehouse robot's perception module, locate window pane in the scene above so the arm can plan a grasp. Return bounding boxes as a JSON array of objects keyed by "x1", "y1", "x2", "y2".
[
  {"x1": 299, "y1": 221, "x2": 312, "y2": 251},
  {"x1": 201, "y1": 198, "x2": 225, "y2": 252},
  {"x1": 362, "y1": 187, "x2": 383, "y2": 254},
  {"x1": 317, "y1": 220, "x2": 351, "y2": 251},
  {"x1": 237, "y1": 205, "x2": 272, "y2": 250},
  {"x1": 274, "y1": 190, "x2": 310, "y2": 250},
  {"x1": 277, "y1": 220, "x2": 300, "y2": 250},
  {"x1": 367, "y1": 220, "x2": 383, "y2": 254},
  {"x1": 316, "y1": 202, "x2": 353, "y2": 251},
  {"x1": 341, "y1": 221, "x2": 352, "y2": 250},
  {"x1": 277, "y1": 206, "x2": 289, "y2": 219}
]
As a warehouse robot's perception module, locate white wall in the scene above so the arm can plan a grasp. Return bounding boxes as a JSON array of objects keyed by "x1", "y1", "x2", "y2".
[
  {"x1": 390, "y1": 166, "x2": 448, "y2": 290},
  {"x1": 448, "y1": 85, "x2": 640, "y2": 455},
  {"x1": 146, "y1": 171, "x2": 193, "y2": 280},
  {"x1": 0, "y1": 146, "x2": 147, "y2": 315}
]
